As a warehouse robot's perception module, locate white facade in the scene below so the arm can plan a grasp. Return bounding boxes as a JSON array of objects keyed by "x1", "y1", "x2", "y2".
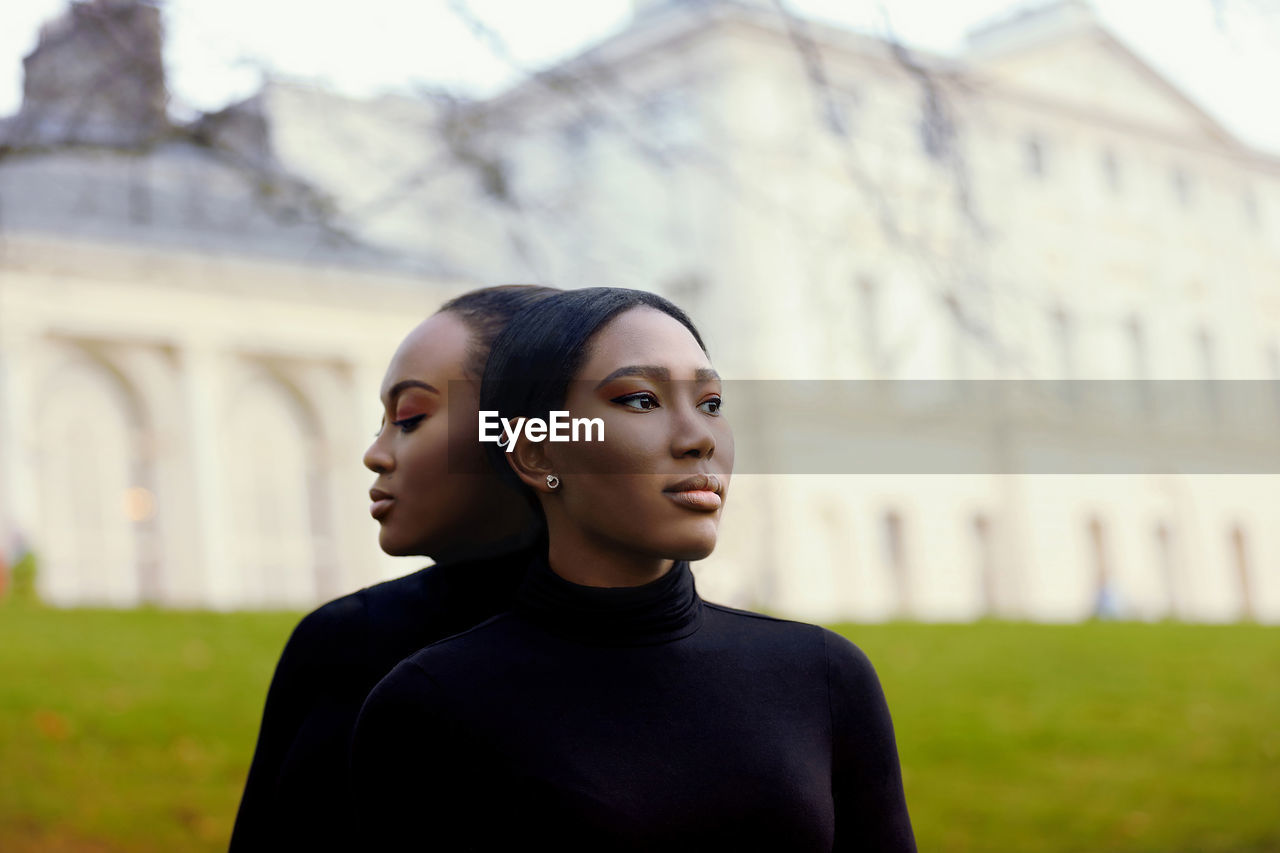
[
  {"x1": 333, "y1": 0, "x2": 1278, "y2": 623},
  {"x1": 0, "y1": 201, "x2": 461, "y2": 608},
  {"x1": 2, "y1": 0, "x2": 1279, "y2": 621}
]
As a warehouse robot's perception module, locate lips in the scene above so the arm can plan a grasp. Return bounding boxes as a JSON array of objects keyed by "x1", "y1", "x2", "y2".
[
  {"x1": 664, "y1": 474, "x2": 722, "y2": 495},
  {"x1": 369, "y1": 487, "x2": 394, "y2": 520},
  {"x1": 663, "y1": 473, "x2": 723, "y2": 512}
]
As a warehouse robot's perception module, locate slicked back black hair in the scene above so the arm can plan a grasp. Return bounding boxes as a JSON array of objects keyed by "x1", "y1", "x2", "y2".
[
  {"x1": 438, "y1": 284, "x2": 561, "y2": 380},
  {"x1": 479, "y1": 287, "x2": 708, "y2": 490}
]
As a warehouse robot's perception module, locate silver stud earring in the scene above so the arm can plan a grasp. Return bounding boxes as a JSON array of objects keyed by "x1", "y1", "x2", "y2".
[{"x1": 545, "y1": 474, "x2": 560, "y2": 490}]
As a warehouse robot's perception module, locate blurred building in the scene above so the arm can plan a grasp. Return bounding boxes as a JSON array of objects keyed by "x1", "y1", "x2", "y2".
[
  {"x1": 2, "y1": 0, "x2": 1278, "y2": 621},
  {"x1": 0, "y1": 0, "x2": 460, "y2": 608}
]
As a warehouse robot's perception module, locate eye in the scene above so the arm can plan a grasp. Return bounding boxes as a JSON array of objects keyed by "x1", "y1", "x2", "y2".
[
  {"x1": 392, "y1": 414, "x2": 426, "y2": 433},
  {"x1": 697, "y1": 396, "x2": 722, "y2": 415},
  {"x1": 612, "y1": 391, "x2": 660, "y2": 411}
]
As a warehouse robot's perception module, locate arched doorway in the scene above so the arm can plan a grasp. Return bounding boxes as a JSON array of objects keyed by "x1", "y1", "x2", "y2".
[
  {"x1": 224, "y1": 369, "x2": 320, "y2": 608},
  {"x1": 35, "y1": 355, "x2": 144, "y2": 606}
]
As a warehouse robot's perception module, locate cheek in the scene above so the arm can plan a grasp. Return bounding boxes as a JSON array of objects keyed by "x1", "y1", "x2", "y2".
[
  {"x1": 561, "y1": 475, "x2": 666, "y2": 542},
  {"x1": 714, "y1": 422, "x2": 735, "y2": 468},
  {"x1": 398, "y1": 426, "x2": 454, "y2": 488},
  {"x1": 554, "y1": 419, "x2": 664, "y2": 476}
]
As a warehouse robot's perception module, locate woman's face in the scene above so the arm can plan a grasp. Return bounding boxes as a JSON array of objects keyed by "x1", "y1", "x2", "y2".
[
  {"x1": 364, "y1": 311, "x2": 524, "y2": 558},
  {"x1": 539, "y1": 306, "x2": 734, "y2": 564}
]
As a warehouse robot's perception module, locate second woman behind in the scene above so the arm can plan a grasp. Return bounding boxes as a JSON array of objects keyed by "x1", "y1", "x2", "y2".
[
  {"x1": 352, "y1": 287, "x2": 916, "y2": 851},
  {"x1": 230, "y1": 284, "x2": 556, "y2": 852}
]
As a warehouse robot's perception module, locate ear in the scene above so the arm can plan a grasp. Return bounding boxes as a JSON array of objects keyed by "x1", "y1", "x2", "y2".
[{"x1": 505, "y1": 432, "x2": 557, "y2": 494}]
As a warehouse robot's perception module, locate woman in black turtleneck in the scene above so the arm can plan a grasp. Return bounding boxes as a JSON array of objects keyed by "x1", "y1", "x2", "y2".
[
  {"x1": 351, "y1": 288, "x2": 916, "y2": 851},
  {"x1": 229, "y1": 286, "x2": 555, "y2": 852}
]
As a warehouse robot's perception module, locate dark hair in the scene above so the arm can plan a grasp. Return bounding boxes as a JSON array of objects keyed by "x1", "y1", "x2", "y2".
[
  {"x1": 438, "y1": 284, "x2": 561, "y2": 380},
  {"x1": 479, "y1": 287, "x2": 707, "y2": 490}
]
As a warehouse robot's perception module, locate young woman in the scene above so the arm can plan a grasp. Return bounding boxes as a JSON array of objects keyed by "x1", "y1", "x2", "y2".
[
  {"x1": 230, "y1": 285, "x2": 557, "y2": 852},
  {"x1": 351, "y1": 288, "x2": 916, "y2": 851}
]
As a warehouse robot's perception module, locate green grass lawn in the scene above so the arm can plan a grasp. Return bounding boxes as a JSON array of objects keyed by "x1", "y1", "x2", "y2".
[
  {"x1": 1, "y1": 601, "x2": 1277, "y2": 852},
  {"x1": 842, "y1": 620, "x2": 1280, "y2": 853}
]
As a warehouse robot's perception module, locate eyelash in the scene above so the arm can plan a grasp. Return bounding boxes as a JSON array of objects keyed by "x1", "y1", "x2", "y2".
[
  {"x1": 374, "y1": 414, "x2": 426, "y2": 437},
  {"x1": 611, "y1": 392, "x2": 723, "y2": 415},
  {"x1": 394, "y1": 415, "x2": 426, "y2": 433},
  {"x1": 613, "y1": 392, "x2": 660, "y2": 411}
]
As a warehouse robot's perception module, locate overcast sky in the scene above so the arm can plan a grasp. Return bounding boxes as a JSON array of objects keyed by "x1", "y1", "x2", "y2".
[{"x1": 1, "y1": 0, "x2": 1278, "y2": 153}]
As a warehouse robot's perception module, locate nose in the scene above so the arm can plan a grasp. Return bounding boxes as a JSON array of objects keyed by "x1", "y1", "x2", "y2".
[
  {"x1": 670, "y1": 401, "x2": 716, "y2": 460},
  {"x1": 364, "y1": 432, "x2": 394, "y2": 474}
]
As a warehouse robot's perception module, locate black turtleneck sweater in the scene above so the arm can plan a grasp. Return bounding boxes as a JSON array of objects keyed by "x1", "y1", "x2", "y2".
[
  {"x1": 351, "y1": 555, "x2": 916, "y2": 851},
  {"x1": 229, "y1": 547, "x2": 532, "y2": 852}
]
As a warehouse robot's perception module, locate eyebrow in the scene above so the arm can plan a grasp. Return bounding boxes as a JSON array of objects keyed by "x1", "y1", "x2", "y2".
[
  {"x1": 593, "y1": 365, "x2": 721, "y2": 390},
  {"x1": 383, "y1": 379, "x2": 441, "y2": 404}
]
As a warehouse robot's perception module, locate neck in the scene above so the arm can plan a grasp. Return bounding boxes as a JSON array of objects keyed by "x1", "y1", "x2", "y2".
[
  {"x1": 546, "y1": 535, "x2": 675, "y2": 588},
  {"x1": 430, "y1": 514, "x2": 544, "y2": 565}
]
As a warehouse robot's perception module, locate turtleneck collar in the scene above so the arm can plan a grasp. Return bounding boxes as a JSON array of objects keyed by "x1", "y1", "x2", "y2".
[{"x1": 515, "y1": 551, "x2": 703, "y2": 647}]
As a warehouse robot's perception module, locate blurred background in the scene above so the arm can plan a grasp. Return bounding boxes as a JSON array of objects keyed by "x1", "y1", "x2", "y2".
[{"x1": 1, "y1": 0, "x2": 1278, "y2": 850}]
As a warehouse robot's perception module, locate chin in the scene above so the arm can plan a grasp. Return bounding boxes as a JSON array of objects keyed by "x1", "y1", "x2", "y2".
[
  {"x1": 675, "y1": 543, "x2": 717, "y2": 561},
  {"x1": 378, "y1": 530, "x2": 418, "y2": 558},
  {"x1": 655, "y1": 529, "x2": 720, "y2": 562},
  {"x1": 379, "y1": 541, "x2": 409, "y2": 558}
]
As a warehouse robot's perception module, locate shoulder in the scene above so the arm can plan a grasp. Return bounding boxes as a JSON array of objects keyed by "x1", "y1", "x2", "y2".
[
  {"x1": 700, "y1": 606, "x2": 877, "y2": 671},
  {"x1": 819, "y1": 629, "x2": 883, "y2": 694},
  {"x1": 351, "y1": 653, "x2": 475, "y2": 831},
  {"x1": 282, "y1": 592, "x2": 368, "y2": 664},
  {"x1": 819, "y1": 628, "x2": 877, "y2": 672},
  {"x1": 701, "y1": 601, "x2": 880, "y2": 681},
  {"x1": 356, "y1": 649, "x2": 470, "y2": 743},
  {"x1": 401, "y1": 610, "x2": 521, "y2": 670},
  {"x1": 360, "y1": 552, "x2": 529, "y2": 639},
  {"x1": 702, "y1": 600, "x2": 824, "y2": 628},
  {"x1": 702, "y1": 601, "x2": 829, "y2": 648},
  {"x1": 820, "y1": 630, "x2": 897, "y2": 737},
  {"x1": 278, "y1": 568, "x2": 433, "y2": 668},
  {"x1": 363, "y1": 652, "x2": 446, "y2": 709},
  {"x1": 351, "y1": 655, "x2": 459, "y2": 797},
  {"x1": 348, "y1": 565, "x2": 439, "y2": 621}
]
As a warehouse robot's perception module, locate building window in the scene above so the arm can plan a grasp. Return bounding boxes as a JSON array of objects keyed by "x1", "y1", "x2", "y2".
[
  {"x1": 1126, "y1": 314, "x2": 1152, "y2": 412},
  {"x1": 1154, "y1": 522, "x2": 1178, "y2": 619},
  {"x1": 1195, "y1": 325, "x2": 1219, "y2": 415},
  {"x1": 1266, "y1": 341, "x2": 1280, "y2": 415},
  {"x1": 856, "y1": 276, "x2": 882, "y2": 373},
  {"x1": 1126, "y1": 314, "x2": 1148, "y2": 379},
  {"x1": 973, "y1": 513, "x2": 997, "y2": 616},
  {"x1": 882, "y1": 510, "x2": 910, "y2": 617},
  {"x1": 943, "y1": 290, "x2": 970, "y2": 380},
  {"x1": 1024, "y1": 134, "x2": 1045, "y2": 177},
  {"x1": 664, "y1": 271, "x2": 707, "y2": 306},
  {"x1": 1244, "y1": 191, "x2": 1260, "y2": 228},
  {"x1": 1088, "y1": 516, "x2": 1121, "y2": 619},
  {"x1": 1229, "y1": 524, "x2": 1254, "y2": 621},
  {"x1": 1050, "y1": 305, "x2": 1075, "y2": 383},
  {"x1": 1101, "y1": 147, "x2": 1120, "y2": 192},
  {"x1": 1172, "y1": 167, "x2": 1192, "y2": 207}
]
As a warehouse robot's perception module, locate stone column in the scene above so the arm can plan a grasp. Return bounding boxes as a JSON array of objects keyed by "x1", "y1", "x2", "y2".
[
  {"x1": 180, "y1": 341, "x2": 236, "y2": 609},
  {"x1": 0, "y1": 325, "x2": 39, "y2": 578}
]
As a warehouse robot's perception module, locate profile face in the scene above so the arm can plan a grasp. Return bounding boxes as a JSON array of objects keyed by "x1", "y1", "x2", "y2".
[
  {"x1": 542, "y1": 306, "x2": 734, "y2": 562},
  {"x1": 363, "y1": 312, "x2": 501, "y2": 557}
]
